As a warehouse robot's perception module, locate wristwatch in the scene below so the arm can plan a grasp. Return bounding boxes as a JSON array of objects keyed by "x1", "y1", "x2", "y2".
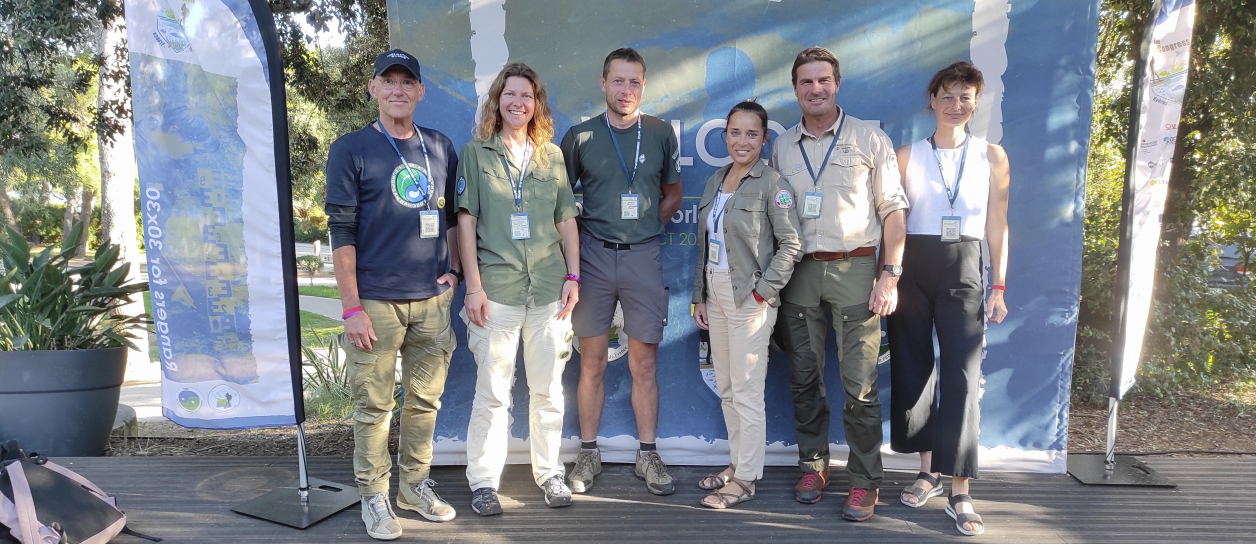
[
  {"x1": 448, "y1": 268, "x2": 465, "y2": 283},
  {"x1": 883, "y1": 264, "x2": 902, "y2": 277}
]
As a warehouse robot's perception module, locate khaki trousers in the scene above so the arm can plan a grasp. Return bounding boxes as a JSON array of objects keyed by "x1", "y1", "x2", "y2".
[
  {"x1": 705, "y1": 268, "x2": 776, "y2": 481},
  {"x1": 463, "y1": 299, "x2": 572, "y2": 490},
  {"x1": 345, "y1": 291, "x2": 456, "y2": 497},
  {"x1": 778, "y1": 255, "x2": 884, "y2": 489}
]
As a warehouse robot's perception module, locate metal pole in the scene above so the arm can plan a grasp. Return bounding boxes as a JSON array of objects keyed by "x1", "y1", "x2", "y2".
[
  {"x1": 1104, "y1": 397, "x2": 1119, "y2": 472},
  {"x1": 297, "y1": 422, "x2": 310, "y2": 502}
]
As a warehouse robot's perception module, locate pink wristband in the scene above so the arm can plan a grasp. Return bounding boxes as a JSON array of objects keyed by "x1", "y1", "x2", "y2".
[
  {"x1": 990, "y1": 285, "x2": 1006, "y2": 292},
  {"x1": 342, "y1": 306, "x2": 364, "y2": 320}
]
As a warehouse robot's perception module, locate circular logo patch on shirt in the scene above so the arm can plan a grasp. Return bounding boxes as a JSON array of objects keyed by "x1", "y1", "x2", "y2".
[
  {"x1": 456, "y1": 176, "x2": 466, "y2": 195},
  {"x1": 391, "y1": 163, "x2": 430, "y2": 208},
  {"x1": 775, "y1": 190, "x2": 794, "y2": 209}
]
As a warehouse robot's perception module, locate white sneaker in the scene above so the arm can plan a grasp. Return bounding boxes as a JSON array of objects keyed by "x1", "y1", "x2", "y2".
[
  {"x1": 397, "y1": 479, "x2": 456, "y2": 522},
  {"x1": 361, "y1": 492, "x2": 402, "y2": 540}
]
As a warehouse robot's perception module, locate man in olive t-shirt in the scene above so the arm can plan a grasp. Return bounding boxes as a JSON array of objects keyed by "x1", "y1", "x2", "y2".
[{"x1": 559, "y1": 48, "x2": 683, "y2": 497}]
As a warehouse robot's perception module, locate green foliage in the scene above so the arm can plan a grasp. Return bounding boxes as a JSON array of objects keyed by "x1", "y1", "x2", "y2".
[
  {"x1": 300, "y1": 332, "x2": 353, "y2": 420},
  {"x1": 0, "y1": 0, "x2": 126, "y2": 158},
  {"x1": 0, "y1": 221, "x2": 148, "y2": 351},
  {"x1": 296, "y1": 254, "x2": 323, "y2": 285}
]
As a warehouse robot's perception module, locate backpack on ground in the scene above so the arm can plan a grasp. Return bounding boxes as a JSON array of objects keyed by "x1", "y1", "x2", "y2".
[{"x1": 0, "y1": 440, "x2": 159, "y2": 544}]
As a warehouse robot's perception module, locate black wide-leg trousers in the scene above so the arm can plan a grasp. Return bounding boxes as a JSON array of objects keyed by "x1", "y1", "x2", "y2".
[{"x1": 887, "y1": 234, "x2": 984, "y2": 478}]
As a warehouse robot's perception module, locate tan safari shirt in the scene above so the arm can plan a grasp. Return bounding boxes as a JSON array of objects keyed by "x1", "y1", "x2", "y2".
[
  {"x1": 690, "y1": 161, "x2": 803, "y2": 309},
  {"x1": 769, "y1": 108, "x2": 908, "y2": 254},
  {"x1": 455, "y1": 135, "x2": 580, "y2": 306}
]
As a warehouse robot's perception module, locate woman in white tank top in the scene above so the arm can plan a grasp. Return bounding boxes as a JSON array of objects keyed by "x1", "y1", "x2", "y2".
[{"x1": 887, "y1": 61, "x2": 1011, "y2": 537}]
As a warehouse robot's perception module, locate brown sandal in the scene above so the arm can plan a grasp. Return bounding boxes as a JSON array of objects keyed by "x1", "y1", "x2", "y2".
[
  {"x1": 698, "y1": 465, "x2": 735, "y2": 490},
  {"x1": 700, "y1": 477, "x2": 755, "y2": 509}
]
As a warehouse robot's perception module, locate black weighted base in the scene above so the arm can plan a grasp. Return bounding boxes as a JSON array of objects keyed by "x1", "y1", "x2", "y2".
[
  {"x1": 1068, "y1": 453, "x2": 1176, "y2": 487},
  {"x1": 232, "y1": 477, "x2": 360, "y2": 529}
]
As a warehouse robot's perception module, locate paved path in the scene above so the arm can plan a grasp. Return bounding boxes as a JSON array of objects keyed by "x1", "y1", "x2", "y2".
[{"x1": 299, "y1": 295, "x2": 343, "y2": 320}]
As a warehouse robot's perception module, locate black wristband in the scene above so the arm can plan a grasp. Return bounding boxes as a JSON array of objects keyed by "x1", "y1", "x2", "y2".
[{"x1": 449, "y1": 268, "x2": 465, "y2": 283}]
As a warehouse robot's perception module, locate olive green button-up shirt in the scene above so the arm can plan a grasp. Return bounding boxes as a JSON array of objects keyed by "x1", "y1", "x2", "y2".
[
  {"x1": 455, "y1": 135, "x2": 580, "y2": 306},
  {"x1": 769, "y1": 108, "x2": 908, "y2": 254},
  {"x1": 691, "y1": 161, "x2": 803, "y2": 309}
]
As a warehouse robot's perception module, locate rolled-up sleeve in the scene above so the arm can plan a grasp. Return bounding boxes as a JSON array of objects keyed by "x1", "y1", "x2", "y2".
[{"x1": 871, "y1": 133, "x2": 909, "y2": 219}]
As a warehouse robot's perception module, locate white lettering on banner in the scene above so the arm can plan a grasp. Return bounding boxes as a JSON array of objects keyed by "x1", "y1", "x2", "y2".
[{"x1": 143, "y1": 184, "x2": 176, "y2": 372}]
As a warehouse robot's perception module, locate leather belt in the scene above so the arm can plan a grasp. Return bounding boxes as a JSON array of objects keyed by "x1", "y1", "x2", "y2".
[
  {"x1": 603, "y1": 241, "x2": 633, "y2": 250},
  {"x1": 807, "y1": 246, "x2": 877, "y2": 261}
]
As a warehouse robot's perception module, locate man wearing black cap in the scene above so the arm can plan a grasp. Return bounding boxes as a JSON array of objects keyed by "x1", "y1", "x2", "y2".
[{"x1": 325, "y1": 49, "x2": 463, "y2": 540}]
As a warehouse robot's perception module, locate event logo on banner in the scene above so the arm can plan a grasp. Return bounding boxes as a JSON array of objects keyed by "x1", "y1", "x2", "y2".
[
  {"x1": 386, "y1": 0, "x2": 1099, "y2": 474},
  {"x1": 1115, "y1": 0, "x2": 1196, "y2": 398},
  {"x1": 126, "y1": 0, "x2": 300, "y2": 428}
]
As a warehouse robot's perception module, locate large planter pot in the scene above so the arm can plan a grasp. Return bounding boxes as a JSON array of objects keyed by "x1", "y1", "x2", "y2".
[{"x1": 0, "y1": 347, "x2": 128, "y2": 456}]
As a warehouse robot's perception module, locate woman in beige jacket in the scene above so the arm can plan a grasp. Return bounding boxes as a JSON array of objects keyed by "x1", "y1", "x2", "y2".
[{"x1": 690, "y1": 100, "x2": 803, "y2": 508}]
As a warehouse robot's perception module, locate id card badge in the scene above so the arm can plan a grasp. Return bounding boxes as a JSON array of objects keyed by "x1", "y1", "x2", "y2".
[
  {"x1": 941, "y1": 216, "x2": 962, "y2": 242},
  {"x1": 511, "y1": 213, "x2": 531, "y2": 240},
  {"x1": 621, "y1": 193, "x2": 640, "y2": 220},
  {"x1": 802, "y1": 192, "x2": 823, "y2": 218},
  {"x1": 419, "y1": 210, "x2": 439, "y2": 239},
  {"x1": 707, "y1": 239, "x2": 722, "y2": 265}
]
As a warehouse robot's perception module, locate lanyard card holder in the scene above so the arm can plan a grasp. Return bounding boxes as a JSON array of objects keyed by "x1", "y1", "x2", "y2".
[
  {"x1": 707, "y1": 238, "x2": 722, "y2": 265},
  {"x1": 802, "y1": 192, "x2": 823, "y2": 218},
  {"x1": 419, "y1": 210, "x2": 440, "y2": 238},
  {"x1": 621, "y1": 193, "x2": 640, "y2": 220},
  {"x1": 941, "y1": 215, "x2": 962, "y2": 242},
  {"x1": 511, "y1": 213, "x2": 531, "y2": 240}
]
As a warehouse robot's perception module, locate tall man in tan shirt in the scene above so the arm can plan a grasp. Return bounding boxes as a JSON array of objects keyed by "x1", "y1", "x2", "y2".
[{"x1": 768, "y1": 47, "x2": 908, "y2": 522}]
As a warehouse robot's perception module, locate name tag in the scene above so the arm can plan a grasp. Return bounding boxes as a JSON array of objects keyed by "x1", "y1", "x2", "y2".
[
  {"x1": 511, "y1": 213, "x2": 531, "y2": 240},
  {"x1": 707, "y1": 239, "x2": 722, "y2": 265},
  {"x1": 419, "y1": 210, "x2": 439, "y2": 239},
  {"x1": 941, "y1": 216, "x2": 961, "y2": 242},
  {"x1": 802, "y1": 192, "x2": 823, "y2": 219},
  {"x1": 621, "y1": 193, "x2": 639, "y2": 220}
]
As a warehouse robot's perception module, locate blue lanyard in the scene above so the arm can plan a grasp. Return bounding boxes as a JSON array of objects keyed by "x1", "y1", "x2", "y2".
[
  {"x1": 605, "y1": 113, "x2": 642, "y2": 191},
  {"x1": 798, "y1": 111, "x2": 846, "y2": 190},
  {"x1": 379, "y1": 120, "x2": 433, "y2": 208},
  {"x1": 498, "y1": 140, "x2": 532, "y2": 212},
  {"x1": 711, "y1": 191, "x2": 733, "y2": 233},
  {"x1": 928, "y1": 134, "x2": 970, "y2": 212}
]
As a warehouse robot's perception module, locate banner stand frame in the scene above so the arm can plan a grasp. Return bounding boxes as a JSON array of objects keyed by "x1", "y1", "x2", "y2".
[
  {"x1": 1068, "y1": 398, "x2": 1175, "y2": 486},
  {"x1": 231, "y1": 423, "x2": 360, "y2": 528}
]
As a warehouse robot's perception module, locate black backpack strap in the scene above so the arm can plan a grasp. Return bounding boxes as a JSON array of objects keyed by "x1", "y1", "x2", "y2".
[
  {"x1": 121, "y1": 526, "x2": 163, "y2": 542},
  {"x1": 0, "y1": 440, "x2": 24, "y2": 463}
]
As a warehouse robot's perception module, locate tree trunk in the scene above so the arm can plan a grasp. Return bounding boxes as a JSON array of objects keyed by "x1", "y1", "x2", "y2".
[
  {"x1": 77, "y1": 188, "x2": 94, "y2": 258},
  {"x1": 0, "y1": 182, "x2": 14, "y2": 230},
  {"x1": 62, "y1": 187, "x2": 78, "y2": 247},
  {"x1": 97, "y1": 18, "x2": 150, "y2": 371}
]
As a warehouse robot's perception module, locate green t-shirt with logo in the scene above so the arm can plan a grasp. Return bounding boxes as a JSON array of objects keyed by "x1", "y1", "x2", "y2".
[{"x1": 559, "y1": 113, "x2": 682, "y2": 244}]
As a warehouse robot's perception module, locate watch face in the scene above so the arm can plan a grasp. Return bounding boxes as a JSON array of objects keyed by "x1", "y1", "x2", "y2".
[{"x1": 885, "y1": 265, "x2": 902, "y2": 276}]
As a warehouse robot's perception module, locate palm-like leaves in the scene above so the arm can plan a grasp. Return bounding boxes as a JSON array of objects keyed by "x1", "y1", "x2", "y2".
[{"x1": 0, "y1": 221, "x2": 149, "y2": 351}]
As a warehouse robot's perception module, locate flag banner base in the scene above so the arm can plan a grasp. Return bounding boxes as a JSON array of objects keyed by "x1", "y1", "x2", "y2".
[
  {"x1": 231, "y1": 476, "x2": 359, "y2": 529},
  {"x1": 1067, "y1": 453, "x2": 1176, "y2": 487}
]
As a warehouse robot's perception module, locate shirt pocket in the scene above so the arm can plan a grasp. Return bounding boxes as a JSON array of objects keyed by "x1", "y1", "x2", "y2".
[
  {"x1": 731, "y1": 196, "x2": 766, "y2": 237},
  {"x1": 526, "y1": 173, "x2": 560, "y2": 211},
  {"x1": 482, "y1": 167, "x2": 516, "y2": 209},
  {"x1": 829, "y1": 154, "x2": 866, "y2": 189}
]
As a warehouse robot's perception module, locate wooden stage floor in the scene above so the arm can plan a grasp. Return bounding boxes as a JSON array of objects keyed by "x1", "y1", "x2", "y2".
[{"x1": 54, "y1": 456, "x2": 1254, "y2": 543}]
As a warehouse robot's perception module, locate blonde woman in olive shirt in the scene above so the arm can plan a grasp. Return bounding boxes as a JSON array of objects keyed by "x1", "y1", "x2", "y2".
[
  {"x1": 691, "y1": 101, "x2": 803, "y2": 508},
  {"x1": 455, "y1": 63, "x2": 581, "y2": 516}
]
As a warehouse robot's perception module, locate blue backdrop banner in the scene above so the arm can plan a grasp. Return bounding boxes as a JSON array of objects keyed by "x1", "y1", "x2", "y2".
[
  {"x1": 385, "y1": 0, "x2": 1099, "y2": 473},
  {"x1": 127, "y1": 0, "x2": 303, "y2": 429}
]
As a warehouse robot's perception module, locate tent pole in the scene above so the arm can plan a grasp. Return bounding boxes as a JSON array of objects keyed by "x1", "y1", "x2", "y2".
[
  {"x1": 297, "y1": 422, "x2": 310, "y2": 502},
  {"x1": 1104, "y1": 397, "x2": 1118, "y2": 471}
]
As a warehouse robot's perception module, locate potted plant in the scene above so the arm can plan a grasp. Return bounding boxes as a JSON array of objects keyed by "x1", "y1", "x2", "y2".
[{"x1": 0, "y1": 221, "x2": 148, "y2": 456}]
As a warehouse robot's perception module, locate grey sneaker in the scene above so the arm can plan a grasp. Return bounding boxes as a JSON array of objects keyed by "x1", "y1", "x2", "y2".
[
  {"x1": 542, "y1": 475, "x2": 573, "y2": 507},
  {"x1": 634, "y1": 451, "x2": 676, "y2": 495},
  {"x1": 397, "y1": 478, "x2": 456, "y2": 522},
  {"x1": 568, "y1": 449, "x2": 602, "y2": 493},
  {"x1": 470, "y1": 487, "x2": 503, "y2": 516},
  {"x1": 361, "y1": 492, "x2": 402, "y2": 540}
]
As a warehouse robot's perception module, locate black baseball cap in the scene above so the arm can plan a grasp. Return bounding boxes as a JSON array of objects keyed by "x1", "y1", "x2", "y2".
[{"x1": 373, "y1": 49, "x2": 422, "y2": 81}]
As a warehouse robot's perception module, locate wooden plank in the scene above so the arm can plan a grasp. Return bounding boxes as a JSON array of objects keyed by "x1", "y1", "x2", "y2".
[{"x1": 45, "y1": 457, "x2": 1256, "y2": 543}]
